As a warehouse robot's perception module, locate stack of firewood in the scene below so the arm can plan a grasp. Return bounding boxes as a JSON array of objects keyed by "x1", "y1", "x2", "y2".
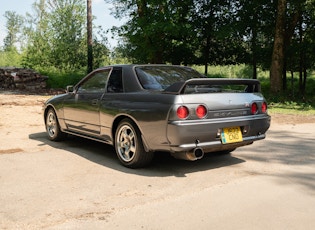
[{"x1": 0, "y1": 67, "x2": 48, "y2": 91}]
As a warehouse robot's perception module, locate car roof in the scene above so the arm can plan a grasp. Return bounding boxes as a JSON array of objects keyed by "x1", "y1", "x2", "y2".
[{"x1": 94, "y1": 64, "x2": 188, "y2": 71}]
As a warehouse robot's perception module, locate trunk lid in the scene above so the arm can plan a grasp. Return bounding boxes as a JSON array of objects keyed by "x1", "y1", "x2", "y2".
[{"x1": 166, "y1": 78, "x2": 266, "y2": 120}]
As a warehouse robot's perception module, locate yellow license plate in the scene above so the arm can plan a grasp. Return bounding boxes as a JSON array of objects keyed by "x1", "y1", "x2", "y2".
[{"x1": 221, "y1": 127, "x2": 243, "y2": 144}]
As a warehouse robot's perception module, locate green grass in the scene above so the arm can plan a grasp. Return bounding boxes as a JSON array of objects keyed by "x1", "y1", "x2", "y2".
[
  {"x1": 268, "y1": 102, "x2": 315, "y2": 115},
  {"x1": 192, "y1": 64, "x2": 269, "y2": 79},
  {"x1": 40, "y1": 69, "x2": 85, "y2": 89}
]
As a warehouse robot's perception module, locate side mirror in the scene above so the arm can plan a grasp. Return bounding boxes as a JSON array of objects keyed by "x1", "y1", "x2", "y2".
[{"x1": 66, "y1": 85, "x2": 74, "y2": 93}]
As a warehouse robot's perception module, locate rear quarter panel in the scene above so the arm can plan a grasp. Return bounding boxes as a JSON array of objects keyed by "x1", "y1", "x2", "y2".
[{"x1": 99, "y1": 92, "x2": 180, "y2": 151}]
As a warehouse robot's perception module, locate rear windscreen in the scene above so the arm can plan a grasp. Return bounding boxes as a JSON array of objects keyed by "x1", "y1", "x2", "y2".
[
  {"x1": 135, "y1": 66, "x2": 204, "y2": 91},
  {"x1": 135, "y1": 66, "x2": 260, "y2": 94}
]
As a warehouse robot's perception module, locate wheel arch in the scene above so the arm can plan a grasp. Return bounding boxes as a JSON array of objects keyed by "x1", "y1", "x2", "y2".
[
  {"x1": 111, "y1": 115, "x2": 151, "y2": 152},
  {"x1": 44, "y1": 105, "x2": 67, "y2": 141},
  {"x1": 44, "y1": 104, "x2": 66, "y2": 130},
  {"x1": 44, "y1": 105, "x2": 56, "y2": 123}
]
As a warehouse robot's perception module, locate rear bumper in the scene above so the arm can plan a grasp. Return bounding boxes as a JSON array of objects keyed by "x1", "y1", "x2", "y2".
[{"x1": 166, "y1": 115, "x2": 270, "y2": 153}]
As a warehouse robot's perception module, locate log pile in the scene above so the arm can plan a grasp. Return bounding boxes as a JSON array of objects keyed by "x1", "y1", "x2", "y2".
[{"x1": 0, "y1": 67, "x2": 48, "y2": 92}]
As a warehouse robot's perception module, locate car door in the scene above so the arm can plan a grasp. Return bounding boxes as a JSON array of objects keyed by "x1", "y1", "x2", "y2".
[
  {"x1": 63, "y1": 68, "x2": 111, "y2": 136},
  {"x1": 99, "y1": 67, "x2": 124, "y2": 139}
]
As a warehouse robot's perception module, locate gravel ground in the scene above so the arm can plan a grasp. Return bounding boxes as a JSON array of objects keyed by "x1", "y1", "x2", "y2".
[{"x1": 0, "y1": 92, "x2": 314, "y2": 230}]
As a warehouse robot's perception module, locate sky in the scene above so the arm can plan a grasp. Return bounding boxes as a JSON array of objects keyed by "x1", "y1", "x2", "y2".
[{"x1": 0, "y1": 0, "x2": 125, "y2": 49}]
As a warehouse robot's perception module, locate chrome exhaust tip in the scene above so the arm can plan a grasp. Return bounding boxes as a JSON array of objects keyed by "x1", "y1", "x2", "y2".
[
  {"x1": 193, "y1": 147, "x2": 204, "y2": 160},
  {"x1": 171, "y1": 148, "x2": 204, "y2": 161}
]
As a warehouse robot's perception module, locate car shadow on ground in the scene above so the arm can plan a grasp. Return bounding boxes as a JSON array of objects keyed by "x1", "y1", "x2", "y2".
[
  {"x1": 237, "y1": 129, "x2": 315, "y2": 193},
  {"x1": 29, "y1": 132, "x2": 245, "y2": 177}
]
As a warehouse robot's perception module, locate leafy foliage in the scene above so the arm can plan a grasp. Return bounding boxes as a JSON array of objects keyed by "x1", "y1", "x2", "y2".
[
  {"x1": 16, "y1": 0, "x2": 109, "y2": 72},
  {"x1": 1, "y1": 0, "x2": 315, "y2": 107},
  {"x1": 23, "y1": 0, "x2": 86, "y2": 71},
  {"x1": 0, "y1": 49, "x2": 22, "y2": 66},
  {"x1": 2, "y1": 11, "x2": 24, "y2": 52},
  {"x1": 41, "y1": 68, "x2": 85, "y2": 88},
  {"x1": 107, "y1": 0, "x2": 315, "y2": 97}
]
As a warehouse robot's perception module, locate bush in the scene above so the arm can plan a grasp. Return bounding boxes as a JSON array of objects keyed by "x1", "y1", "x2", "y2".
[
  {"x1": 0, "y1": 50, "x2": 23, "y2": 67},
  {"x1": 40, "y1": 69, "x2": 85, "y2": 89}
]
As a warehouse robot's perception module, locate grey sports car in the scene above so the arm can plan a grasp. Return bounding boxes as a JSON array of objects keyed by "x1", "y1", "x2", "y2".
[{"x1": 43, "y1": 64, "x2": 270, "y2": 168}]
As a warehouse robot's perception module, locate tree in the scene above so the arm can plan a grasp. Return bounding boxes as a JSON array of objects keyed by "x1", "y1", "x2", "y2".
[
  {"x1": 285, "y1": 0, "x2": 315, "y2": 95},
  {"x1": 192, "y1": 0, "x2": 235, "y2": 75},
  {"x1": 269, "y1": 0, "x2": 307, "y2": 93},
  {"x1": 107, "y1": 0, "x2": 315, "y2": 93},
  {"x1": 270, "y1": 0, "x2": 286, "y2": 93},
  {"x1": 23, "y1": 0, "x2": 51, "y2": 68},
  {"x1": 109, "y1": 0, "x2": 248, "y2": 71},
  {"x1": 109, "y1": 0, "x2": 196, "y2": 64},
  {"x1": 47, "y1": 0, "x2": 87, "y2": 70},
  {"x1": 23, "y1": 0, "x2": 108, "y2": 71},
  {"x1": 3, "y1": 11, "x2": 24, "y2": 51},
  {"x1": 233, "y1": 0, "x2": 276, "y2": 79},
  {"x1": 93, "y1": 26, "x2": 109, "y2": 67}
]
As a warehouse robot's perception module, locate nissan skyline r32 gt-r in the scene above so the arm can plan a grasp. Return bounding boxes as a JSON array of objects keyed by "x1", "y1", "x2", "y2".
[{"x1": 43, "y1": 64, "x2": 270, "y2": 168}]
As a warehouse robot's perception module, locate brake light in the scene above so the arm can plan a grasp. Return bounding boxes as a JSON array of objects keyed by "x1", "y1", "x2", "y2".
[
  {"x1": 196, "y1": 105, "x2": 207, "y2": 118},
  {"x1": 251, "y1": 103, "x2": 258, "y2": 115},
  {"x1": 261, "y1": 102, "x2": 267, "y2": 113},
  {"x1": 177, "y1": 106, "x2": 189, "y2": 119}
]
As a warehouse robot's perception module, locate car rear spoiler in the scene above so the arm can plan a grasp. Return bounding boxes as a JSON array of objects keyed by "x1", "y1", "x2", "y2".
[{"x1": 163, "y1": 78, "x2": 261, "y2": 94}]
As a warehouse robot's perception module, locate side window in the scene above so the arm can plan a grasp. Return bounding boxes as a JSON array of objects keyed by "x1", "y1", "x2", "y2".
[
  {"x1": 77, "y1": 69, "x2": 110, "y2": 93},
  {"x1": 107, "y1": 68, "x2": 123, "y2": 93}
]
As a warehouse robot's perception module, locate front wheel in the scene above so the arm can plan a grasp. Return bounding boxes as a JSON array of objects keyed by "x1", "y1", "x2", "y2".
[
  {"x1": 115, "y1": 119, "x2": 153, "y2": 168},
  {"x1": 45, "y1": 108, "x2": 66, "y2": 141}
]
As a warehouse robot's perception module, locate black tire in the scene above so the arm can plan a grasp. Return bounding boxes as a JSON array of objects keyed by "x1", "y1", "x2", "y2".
[
  {"x1": 45, "y1": 108, "x2": 66, "y2": 141},
  {"x1": 115, "y1": 118, "x2": 153, "y2": 168}
]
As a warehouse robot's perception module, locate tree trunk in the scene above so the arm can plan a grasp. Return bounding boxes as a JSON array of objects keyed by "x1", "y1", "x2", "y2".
[
  {"x1": 251, "y1": 9, "x2": 258, "y2": 79},
  {"x1": 270, "y1": 0, "x2": 286, "y2": 93},
  {"x1": 298, "y1": 11, "x2": 306, "y2": 96},
  {"x1": 252, "y1": 57, "x2": 257, "y2": 79},
  {"x1": 87, "y1": 0, "x2": 93, "y2": 73},
  {"x1": 302, "y1": 67, "x2": 307, "y2": 96},
  {"x1": 283, "y1": 7, "x2": 300, "y2": 91},
  {"x1": 204, "y1": 36, "x2": 210, "y2": 76},
  {"x1": 252, "y1": 41, "x2": 257, "y2": 79},
  {"x1": 290, "y1": 70, "x2": 294, "y2": 97},
  {"x1": 282, "y1": 60, "x2": 287, "y2": 91}
]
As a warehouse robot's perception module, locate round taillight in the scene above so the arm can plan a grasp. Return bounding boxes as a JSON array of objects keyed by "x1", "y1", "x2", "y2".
[
  {"x1": 196, "y1": 105, "x2": 207, "y2": 118},
  {"x1": 177, "y1": 106, "x2": 189, "y2": 119},
  {"x1": 251, "y1": 103, "x2": 258, "y2": 115},
  {"x1": 261, "y1": 102, "x2": 267, "y2": 113}
]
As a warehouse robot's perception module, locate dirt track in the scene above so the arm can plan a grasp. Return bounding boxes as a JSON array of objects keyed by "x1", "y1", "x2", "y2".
[{"x1": 0, "y1": 92, "x2": 315, "y2": 229}]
